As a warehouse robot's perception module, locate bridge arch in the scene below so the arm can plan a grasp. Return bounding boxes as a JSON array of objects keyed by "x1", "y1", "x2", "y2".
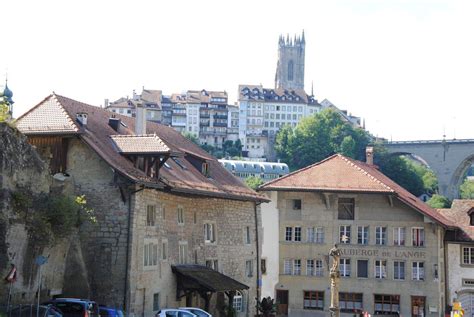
[{"x1": 449, "y1": 154, "x2": 474, "y2": 199}]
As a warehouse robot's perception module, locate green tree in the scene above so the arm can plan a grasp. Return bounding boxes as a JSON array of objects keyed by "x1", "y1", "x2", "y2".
[
  {"x1": 427, "y1": 194, "x2": 451, "y2": 208},
  {"x1": 0, "y1": 100, "x2": 9, "y2": 122},
  {"x1": 460, "y1": 178, "x2": 474, "y2": 199},
  {"x1": 245, "y1": 176, "x2": 264, "y2": 190},
  {"x1": 275, "y1": 108, "x2": 371, "y2": 170}
]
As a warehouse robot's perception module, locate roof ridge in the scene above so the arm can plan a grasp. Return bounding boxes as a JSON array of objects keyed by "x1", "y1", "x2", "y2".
[
  {"x1": 52, "y1": 94, "x2": 80, "y2": 132},
  {"x1": 339, "y1": 155, "x2": 394, "y2": 192}
]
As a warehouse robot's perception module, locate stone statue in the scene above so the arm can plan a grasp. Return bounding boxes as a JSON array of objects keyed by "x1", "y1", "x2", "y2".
[{"x1": 329, "y1": 244, "x2": 342, "y2": 317}]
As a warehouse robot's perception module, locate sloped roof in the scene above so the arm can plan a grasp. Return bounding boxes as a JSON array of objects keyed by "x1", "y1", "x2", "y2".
[
  {"x1": 110, "y1": 135, "x2": 170, "y2": 154},
  {"x1": 259, "y1": 154, "x2": 454, "y2": 227},
  {"x1": 172, "y1": 265, "x2": 248, "y2": 292},
  {"x1": 15, "y1": 94, "x2": 266, "y2": 202},
  {"x1": 438, "y1": 200, "x2": 474, "y2": 241},
  {"x1": 15, "y1": 95, "x2": 79, "y2": 134},
  {"x1": 141, "y1": 89, "x2": 162, "y2": 105}
]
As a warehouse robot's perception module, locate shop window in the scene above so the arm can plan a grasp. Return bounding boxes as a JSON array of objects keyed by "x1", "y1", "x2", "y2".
[{"x1": 303, "y1": 291, "x2": 324, "y2": 310}]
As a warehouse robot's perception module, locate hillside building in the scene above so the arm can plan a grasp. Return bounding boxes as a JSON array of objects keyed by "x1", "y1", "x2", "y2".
[
  {"x1": 219, "y1": 159, "x2": 289, "y2": 181},
  {"x1": 16, "y1": 94, "x2": 267, "y2": 317}
]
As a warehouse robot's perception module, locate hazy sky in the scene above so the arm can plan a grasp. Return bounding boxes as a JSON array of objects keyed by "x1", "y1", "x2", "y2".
[{"x1": 1, "y1": 0, "x2": 473, "y2": 141}]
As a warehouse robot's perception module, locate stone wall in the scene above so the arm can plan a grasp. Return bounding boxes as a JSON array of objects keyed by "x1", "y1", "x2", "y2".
[{"x1": 129, "y1": 189, "x2": 260, "y2": 317}]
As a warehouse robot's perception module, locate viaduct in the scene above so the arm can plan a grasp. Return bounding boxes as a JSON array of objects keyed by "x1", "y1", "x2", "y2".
[{"x1": 384, "y1": 139, "x2": 474, "y2": 200}]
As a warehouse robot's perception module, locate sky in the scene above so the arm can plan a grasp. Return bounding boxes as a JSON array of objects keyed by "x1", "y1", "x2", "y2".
[{"x1": 1, "y1": 0, "x2": 473, "y2": 141}]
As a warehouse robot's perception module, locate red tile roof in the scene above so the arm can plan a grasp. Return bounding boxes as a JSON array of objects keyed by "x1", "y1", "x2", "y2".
[
  {"x1": 259, "y1": 154, "x2": 455, "y2": 228},
  {"x1": 438, "y1": 200, "x2": 474, "y2": 241},
  {"x1": 16, "y1": 94, "x2": 267, "y2": 202}
]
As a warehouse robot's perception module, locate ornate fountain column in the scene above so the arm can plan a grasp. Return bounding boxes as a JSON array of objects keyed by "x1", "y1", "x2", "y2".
[{"x1": 329, "y1": 244, "x2": 342, "y2": 317}]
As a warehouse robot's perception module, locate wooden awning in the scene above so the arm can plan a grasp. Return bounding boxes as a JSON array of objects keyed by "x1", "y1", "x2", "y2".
[{"x1": 172, "y1": 265, "x2": 249, "y2": 293}]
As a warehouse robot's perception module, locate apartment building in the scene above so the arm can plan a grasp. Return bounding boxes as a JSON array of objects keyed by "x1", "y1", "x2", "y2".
[{"x1": 258, "y1": 151, "x2": 454, "y2": 317}]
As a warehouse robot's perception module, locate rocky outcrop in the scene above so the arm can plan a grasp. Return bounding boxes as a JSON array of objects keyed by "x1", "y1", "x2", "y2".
[{"x1": 0, "y1": 123, "x2": 90, "y2": 303}]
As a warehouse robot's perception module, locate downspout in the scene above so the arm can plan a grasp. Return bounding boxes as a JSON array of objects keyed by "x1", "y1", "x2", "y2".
[
  {"x1": 124, "y1": 185, "x2": 145, "y2": 315},
  {"x1": 254, "y1": 201, "x2": 262, "y2": 317}
]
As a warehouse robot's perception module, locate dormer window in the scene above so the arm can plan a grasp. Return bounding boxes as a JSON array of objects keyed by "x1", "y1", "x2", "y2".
[
  {"x1": 202, "y1": 162, "x2": 210, "y2": 177},
  {"x1": 469, "y1": 208, "x2": 474, "y2": 226}
]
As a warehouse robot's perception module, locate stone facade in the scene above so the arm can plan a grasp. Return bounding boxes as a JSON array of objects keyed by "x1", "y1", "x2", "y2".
[{"x1": 275, "y1": 33, "x2": 306, "y2": 90}]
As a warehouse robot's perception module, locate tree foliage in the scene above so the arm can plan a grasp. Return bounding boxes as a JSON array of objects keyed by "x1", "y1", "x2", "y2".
[
  {"x1": 245, "y1": 176, "x2": 264, "y2": 190},
  {"x1": 0, "y1": 100, "x2": 9, "y2": 122},
  {"x1": 460, "y1": 179, "x2": 474, "y2": 199},
  {"x1": 427, "y1": 194, "x2": 451, "y2": 208},
  {"x1": 275, "y1": 109, "x2": 372, "y2": 170}
]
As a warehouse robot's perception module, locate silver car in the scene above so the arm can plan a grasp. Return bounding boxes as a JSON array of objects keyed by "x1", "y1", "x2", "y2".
[{"x1": 155, "y1": 309, "x2": 197, "y2": 317}]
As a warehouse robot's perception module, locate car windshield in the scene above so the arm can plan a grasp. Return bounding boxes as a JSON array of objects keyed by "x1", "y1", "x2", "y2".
[{"x1": 188, "y1": 310, "x2": 207, "y2": 317}]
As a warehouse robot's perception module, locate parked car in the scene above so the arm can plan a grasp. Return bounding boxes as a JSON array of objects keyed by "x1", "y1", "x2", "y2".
[
  {"x1": 99, "y1": 306, "x2": 124, "y2": 317},
  {"x1": 155, "y1": 309, "x2": 197, "y2": 317},
  {"x1": 8, "y1": 305, "x2": 63, "y2": 317},
  {"x1": 179, "y1": 307, "x2": 212, "y2": 317},
  {"x1": 43, "y1": 299, "x2": 99, "y2": 317}
]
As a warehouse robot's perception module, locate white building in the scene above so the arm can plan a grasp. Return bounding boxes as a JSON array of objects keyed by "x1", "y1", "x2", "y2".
[
  {"x1": 439, "y1": 200, "x2": 474, "y2": 316},
  {"x1": 219, "y1": 159, "x2": 289, "y2": 181}
]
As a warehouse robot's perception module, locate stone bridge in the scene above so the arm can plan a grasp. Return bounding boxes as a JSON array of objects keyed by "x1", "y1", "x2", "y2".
[{"x1": 384, "y1": 139, "x2": 474, "y2": 200}]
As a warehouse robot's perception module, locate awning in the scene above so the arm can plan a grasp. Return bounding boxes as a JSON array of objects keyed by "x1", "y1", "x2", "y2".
[{"x1": 172, "y1": 265, "x2": 249, "y2": 293}]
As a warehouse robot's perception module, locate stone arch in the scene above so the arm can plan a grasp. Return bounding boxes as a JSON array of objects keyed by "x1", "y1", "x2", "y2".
[{"x1": 448, "y1": 154, "x2": 474, "y2": 199}]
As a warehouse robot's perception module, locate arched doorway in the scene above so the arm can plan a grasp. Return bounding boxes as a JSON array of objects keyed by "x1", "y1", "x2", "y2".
[{"x1": 459, "y1": 292, "x2": 474, "y2": 317}]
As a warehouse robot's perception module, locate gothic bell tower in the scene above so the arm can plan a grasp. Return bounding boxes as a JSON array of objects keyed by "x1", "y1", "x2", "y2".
[{"x1": 275, "y1": 31, "x2": 305, "y2": 90}]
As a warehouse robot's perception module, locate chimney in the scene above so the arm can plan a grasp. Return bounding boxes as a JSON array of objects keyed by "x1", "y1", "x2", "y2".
[
  {"x1": 108, "y1": 116, "x2": 121, "y2": 132},
  {"x1": 366, "y1": 146, "x2": 374, "y2": 165},
  {"x1": 76, "y1": 112, "x2": 88, "y2": 126},
  {"x1": 135, "y1": 102, "x2": 146, "y2": 135},
  {"x1": 104, "y1": 98, "x2": 109, "y2": 108}
]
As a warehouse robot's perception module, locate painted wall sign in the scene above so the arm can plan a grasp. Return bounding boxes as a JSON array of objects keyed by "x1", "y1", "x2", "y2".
[{"x1": 341, "y1": 248, "x2": 426, "y2": 259}]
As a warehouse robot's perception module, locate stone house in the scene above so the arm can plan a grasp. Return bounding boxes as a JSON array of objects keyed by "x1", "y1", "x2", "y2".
[
  {"x1": 15, "y1": 94, "x2": 267, "y2": 317},
  {"x1": 438, "y1": 200, "x2": 474, "y2": 317},
  {"x1": 258, "y1": 150, "x2": 454, "y2": 317}
]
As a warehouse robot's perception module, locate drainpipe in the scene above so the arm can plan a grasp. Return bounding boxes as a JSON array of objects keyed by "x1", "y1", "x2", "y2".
[
  {"x1": 124, "y1": 185, "x2": 145, "y2": 316},
  {"x1": 254, "y1": 201, "x2": 262, "y2": 317}
]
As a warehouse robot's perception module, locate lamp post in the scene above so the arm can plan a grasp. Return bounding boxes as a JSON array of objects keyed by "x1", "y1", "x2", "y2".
[{"x1": 329, "y1": 244, "x2": 342, "y2": 317}]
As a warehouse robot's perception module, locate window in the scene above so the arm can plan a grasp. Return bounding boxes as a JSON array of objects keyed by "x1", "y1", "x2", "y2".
[
  {"x1": 315, "y1": 260, "x2": 324, "y2": 277},
  {"x1": 294, "y1": 259, "x2": 302, "y2": 275},
  {"x1": 307, "y1": 259, "x2": 314, "y2": 276},
  {"x1": 394, "y1": 227, "x2": 406, "y2": 246},
  {"x1": 293, "y1": 199, "x2": 302, "y2": 210},
  {"x1": 261, "y1": 259, "x2": 267, "y2": 275},
  {"x1": 177, "y1": 206, "x2": 184, "y2": 224},
  {"x1": 357, "y1": 226, "x2": 369, "y2": 245},
  {"x1": 153, "y1": 293, "x2": 160, "y2": 311},
  {"x1": 233, "y1": 291, "x2": 243, "y2": 312},
  {"x1": 354, "y1": 259, "x2": 368, "y2": 279},
  {"x1": 307, "y1": 227, "x2": 324, "y2": 243},
  {"x1": 146, "y1": 205, "x2": 156, "y2": 226},
  {"x1": 204, "y1": 223, "x2": 215, "y2": 243},
  {"x1": 294, "y1": 227, "x2": 302, "y2": 242},
  {"x1": 178, "y1": 242, "x2": 188, "y2": 264},
  {"x1": 144, "y1": 241, "x2": 158, "y2": 267},
  {"x1": 394, "y1": 261, "x2": 405, "y2": 280},
  {"x1": 340, "y1": 225, "x2": 351, "y2": 244},
  {"x1": 340, "y1": 258, "x2": 351, "y2": 277},
  {"x1": 340, "y1": 293, "x2": 363, "y2": 313},
  {"x1": 284, "y1": 259, "x2": 293, "y2": 275},
  {"x1": 463, "y1": 247, "x2": 474, "y2": 264},
  {"x1": 245, "y1": 226, "x2": 251, "y2": 244},
  {"x1": 285, "y1": 227, "x2": 293, "y2": 241},
  {"x1": 303, "y1": 291, "x2": 324, "y2": 310},
  {"x1": 162, "y1": 240, "x2": 168, "y2": 260},
  {"x1": 288, "y1": 60, "x2": 294, "y2": 81},
  {"x1": 206, "y1": 259, "x2": 219, "y2": 271},
  {"x1": 245, "y1": 260, "x2": 253, "y2": 277},
  {"x1": 374, "y1": 295, "x2": 400, "y2": 314},
  {"x1": 376, "y1": 227, "x2": 387, "y2": 245},
  {"x1": 412, "y1": 262, "x2": 425, "y2": 280},
  {"x1": 470, "y1": 209, "x2": 474, "y2": 226},
  {"x1": 375, "y1": 260, "x2": 387, "y2": 279},
  {"x1": 412, "y1": 228, "x2": 425, "y2": 247},
  {"x1": 202, "y1": 162, "x2": 209, "y2": 177},
  {"x1": 338, "y1": 198, "x2": 355, "y2": 220}
]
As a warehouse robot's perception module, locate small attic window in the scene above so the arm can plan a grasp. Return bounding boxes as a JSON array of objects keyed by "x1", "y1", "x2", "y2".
[
  {"x1": 469, "y1": 208, "x2": 474, "y2": 226},
  {"x1": 172, "y1": 158, "x2": 187, "y2": 170},
  {"x1": 202, "y1": 162, "x2": 210, "y2": 177},
  {"x1": 164, "y1": 162, "x2": 172, "y2": 169}
]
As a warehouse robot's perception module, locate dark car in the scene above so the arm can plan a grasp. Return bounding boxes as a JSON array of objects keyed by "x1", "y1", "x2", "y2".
[
  {"x1": 43, "y1": 299, "x2": 99, "y2": 317},
  {"x1": 8, "y1": 305, "x2": 63, "y2": 317},
  {"x1": 99, "y1": 306, "x2": 124, "y2": 317}
]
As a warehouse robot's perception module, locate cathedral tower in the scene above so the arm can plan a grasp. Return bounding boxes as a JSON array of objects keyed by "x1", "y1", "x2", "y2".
[{"x1": 275, "y1": 31, "x2": 305, "y2": 90}]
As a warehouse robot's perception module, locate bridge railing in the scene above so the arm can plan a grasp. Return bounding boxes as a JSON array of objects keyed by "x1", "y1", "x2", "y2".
[{"x1": 384, "y1": 138, "x2": 474, "y2": 145}]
